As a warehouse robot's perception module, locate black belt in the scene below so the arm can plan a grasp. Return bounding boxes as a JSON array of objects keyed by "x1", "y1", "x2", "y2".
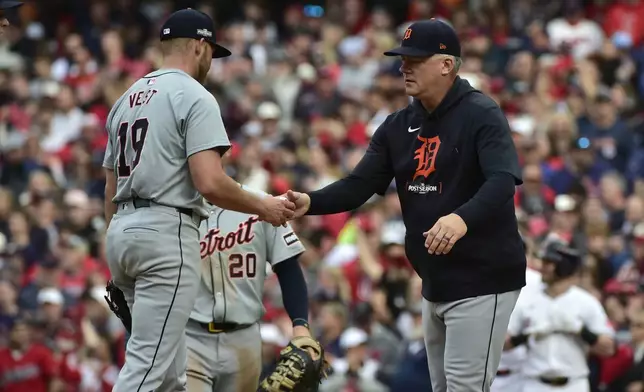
[
  {"x1": 131, "y1": 198, "x2": 193, "y2": 217},
  {"x1": 198, "y1": 322, "x2": 252, "y2": 334},
  {"x1": 496, "y1": 369, "x2": 512, "y2": 377},
  {"x1": 539, "y1": 376, "x2": 569, "y2": 386}
]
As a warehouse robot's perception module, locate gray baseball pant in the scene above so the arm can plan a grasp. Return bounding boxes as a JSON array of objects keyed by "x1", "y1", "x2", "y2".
[
  {"x1": 423, "y1": 290, "x2": 520, "y2": 392},
  {"x1": 106, "y1": 201, "x2": 202, "y2": 392},
  {"x1": 185, "y1": 320, "x2": 262, "y2": 392}
]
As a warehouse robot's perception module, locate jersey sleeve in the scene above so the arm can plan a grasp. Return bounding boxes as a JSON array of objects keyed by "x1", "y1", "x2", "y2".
[
  {"x1": 266, "y1": 222, "x2": 305, "y2": 266},
  {"x1": 102, "y1": 102, "x2": 120, "y2": 171},
  {"x1": 474, "y1": 105, "x2": 523, "y2": 185},
  {"x1": 584, "y1": 296, "x2": 614, "y2": 336},
  {"x1": 102, "y1": 127, "x2": 115, "y2": 170},
  {"x1": 182, "y1": 91, "x2": 231, "y2": 158},
  {"x1": 351, "y1": 119, "x2": 396, "y2": 196}
]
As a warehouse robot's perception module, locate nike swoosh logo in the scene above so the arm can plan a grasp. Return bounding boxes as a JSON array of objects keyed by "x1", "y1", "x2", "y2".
[{"x1": 408, "y1": 126, "x2": 420, "y2": 133}]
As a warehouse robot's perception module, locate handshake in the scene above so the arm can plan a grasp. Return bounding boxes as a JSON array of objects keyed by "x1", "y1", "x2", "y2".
[
  {"x1": 524, "y1": 308, "x2": 584, "y2": 339},
  {"x1": 258, "y1": 190, "x2": 311, "y2": 227}
]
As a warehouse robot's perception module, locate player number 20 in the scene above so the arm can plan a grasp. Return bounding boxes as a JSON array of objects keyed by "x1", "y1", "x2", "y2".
[
  {"x1": 229, "y1": 253, "x2": 257, "y2": 278},
  {"x1": 116, "y1": 118, "x2": 149, "y2": 177}
]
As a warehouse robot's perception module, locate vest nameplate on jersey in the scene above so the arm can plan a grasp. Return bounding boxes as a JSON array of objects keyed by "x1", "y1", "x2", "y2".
[{"x1": 200, "y1": 216, "x2": 259, "y2": 258}]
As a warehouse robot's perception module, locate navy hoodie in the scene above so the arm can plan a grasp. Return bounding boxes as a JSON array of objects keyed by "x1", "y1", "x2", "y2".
[{"x1": 309, "y1": 77, "x2": 526, "y2": 301}]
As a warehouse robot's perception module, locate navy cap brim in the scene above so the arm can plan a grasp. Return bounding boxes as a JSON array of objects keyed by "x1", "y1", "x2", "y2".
[
  {"x1": 212, "y1": 43, "x2": 231, "y2": 58},
  {"x1": 383, "y1": 46, "x2": 435, "y2": 57},
  {"x1": 0, "y1": 1, "x2": 23, "y2": 10}
]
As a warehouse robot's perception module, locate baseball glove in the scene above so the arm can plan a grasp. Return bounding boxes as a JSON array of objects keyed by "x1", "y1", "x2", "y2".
[
  {"x1": 103, "y1": 280, "x2": 132, "y2": 333},
  {"x1": 257, "y1": 336, "x2": 330, "y2": 392}
]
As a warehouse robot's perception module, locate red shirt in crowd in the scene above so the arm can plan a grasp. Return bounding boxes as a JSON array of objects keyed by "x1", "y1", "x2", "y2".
[
  {"x1": 597, "y1": 343, "x2": 633, "y2": 386},
  {"x1": 0, "y1": 344, "x2": 58, "y2": 392},
  {"x1": 342, "y1": 259, "x2": 373, "y2": 305},
  {"x1": 59, "y1": 257, "x2": 104, "y2": 299},
  {"x1": 604, "y1": 0, "x2": 644, "y2": 46},
  {"x1": 58, "y1": 351, "x2": 81, "y2": 390}
]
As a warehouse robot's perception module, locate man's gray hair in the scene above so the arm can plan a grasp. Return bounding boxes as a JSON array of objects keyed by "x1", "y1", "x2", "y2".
[
  {"x1": 453, "y1": 56, "x2": 463, "y2": 72},
  {"x1": 437, "y1": 54, "x2": 462, "y2": 73}
]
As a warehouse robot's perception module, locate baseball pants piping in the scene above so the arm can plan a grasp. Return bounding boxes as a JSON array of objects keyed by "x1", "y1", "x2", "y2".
[
  {"x1": 423, "y1": 290, "x2": 520, "y2": 392},
  {"x1": 106, "y1": 203, "x2": 201, "y2": 392}
]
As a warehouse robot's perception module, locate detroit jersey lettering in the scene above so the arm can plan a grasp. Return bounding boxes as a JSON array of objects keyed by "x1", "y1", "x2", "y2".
[{"x1": 190, "y1": 187, "x2": 306, "y2": 325}]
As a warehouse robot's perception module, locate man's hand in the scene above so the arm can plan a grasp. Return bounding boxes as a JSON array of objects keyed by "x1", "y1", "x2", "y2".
[
  {"x1": 293, "y1": 325, "x2": 317, "y2": 357},
  {"x1": 293, "y1": 325, "x2": 312, "y2": 338},
  {"x1": 258, "y1": 196, "x2": 296, "y2": 227},
  {"x1": 285, "y1": 190, "x2": 311, "y2": 218},
  {"x1": 423, "y1": 214, "x2": 467, "y2": 255}
]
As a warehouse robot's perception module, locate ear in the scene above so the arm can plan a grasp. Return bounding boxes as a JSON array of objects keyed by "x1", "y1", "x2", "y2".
[
  {"x1": 441, "y1": 58, "x2": 452, "y2": 76},
  {"x1": 198, "y1": 38, "x2": 209, "y2": 57},
  {"x1": 189, "y1": 39, "x2": 199, "y2": 58}
]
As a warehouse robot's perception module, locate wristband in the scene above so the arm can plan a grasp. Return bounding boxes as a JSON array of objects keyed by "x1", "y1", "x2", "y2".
[
  {"x1": 510, "y1": 334, "x2": 529, "y2": 347},
  {"x1": 293, "y1": 318, "x2": 309, "y2": 329},
  {"x1": 580, "y1": 326, "x2": 599, "y2": 345}
]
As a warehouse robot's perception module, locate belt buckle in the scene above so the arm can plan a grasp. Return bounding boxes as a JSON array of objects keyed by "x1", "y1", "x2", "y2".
[
  {"x1": 553, "y1": 377, "x2": 568, "y2": 386},
  {"x1": 207, "y1": 322, "x2": 223, "y2": 333},
  {"x1": 540, "y1": 377, "x2": 568, "y2": 386}
]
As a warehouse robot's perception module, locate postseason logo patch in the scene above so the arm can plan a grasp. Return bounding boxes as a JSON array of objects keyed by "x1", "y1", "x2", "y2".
[
  {"x1": 196, "y1": 28, "x2": 213, "y2": 38},
  {"x1": 406, "y1": 181, "x2": 442, "y2": 195}
]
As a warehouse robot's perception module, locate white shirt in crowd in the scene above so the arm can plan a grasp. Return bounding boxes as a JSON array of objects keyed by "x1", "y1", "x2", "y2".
[
  {"x1": 546, "y1": 17, "x2": 604, "y2": 59},
  {"x1": 40, "y1": 107, "x2": 84, "y2": 153},
  {"x1": 507, "y1": 285, "x2": 614, "y2": 380}
]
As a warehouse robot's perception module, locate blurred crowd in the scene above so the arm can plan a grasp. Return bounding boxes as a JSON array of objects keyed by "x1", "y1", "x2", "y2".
[{"x1": 2, "y1": 0, "x2": 644, "y2": 391}]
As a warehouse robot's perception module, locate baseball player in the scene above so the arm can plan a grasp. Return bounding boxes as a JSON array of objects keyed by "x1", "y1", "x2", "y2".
[
  {"x1": 0, "y1": 0, "x2": 22, "y2": 35},
  {"x1": 185, "y1": 185, "x2": 310, "y2": 392},
  {"x1": 492, "y1": 237, "x2": 543, "y2": 392},
  {"x1": 102, "y1": 9, "x2": 295, "y2": 392},
  {"x1": 505, "y1": 242, "x2": 615, "y2": 392}
]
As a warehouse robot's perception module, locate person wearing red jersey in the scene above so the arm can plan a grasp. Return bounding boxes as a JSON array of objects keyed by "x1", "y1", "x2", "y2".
[
  {"x1": 603, "y1": 0, "x2": 644, "y2": 47},
  {"x1": 0, "y1": 319, "x2": 62, "y2": 392}
]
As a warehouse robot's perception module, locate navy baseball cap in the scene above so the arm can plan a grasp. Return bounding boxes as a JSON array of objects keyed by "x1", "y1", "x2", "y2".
[
  {"x1": 160, "y1": 8, "x2": 231, "y2": 59},
  {"x1": 384, "y1": 19, "x2": 461, "y2": 58},
  {"x1": 0, "y1": 1, "x2": 22, "y2": 10}
]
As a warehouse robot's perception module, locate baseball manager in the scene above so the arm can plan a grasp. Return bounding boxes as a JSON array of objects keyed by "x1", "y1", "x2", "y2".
[{"x1": 287, "y1": 19, "x2": 526, "y2": 392}]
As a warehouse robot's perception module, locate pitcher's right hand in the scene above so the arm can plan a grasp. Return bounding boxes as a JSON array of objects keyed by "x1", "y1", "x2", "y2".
[{"x1": 258, "y1": 196, "x2": 295, "y2": 227}]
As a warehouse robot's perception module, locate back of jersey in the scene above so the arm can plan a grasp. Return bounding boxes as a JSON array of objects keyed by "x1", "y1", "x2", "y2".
[{"x1": 103, "y1": 69, "x2": 230, "y2": 217}]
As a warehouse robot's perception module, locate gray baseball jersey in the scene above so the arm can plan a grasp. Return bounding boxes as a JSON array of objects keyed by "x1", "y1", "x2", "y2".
[
  {"x1": 190, "y1": 186, "x2": 306, "y2": 324},
  {"x1": 103, "y1": 68, "x2": 230, "y2": 392},
  {"x1": 103, "y1": 68, "x2": 230, "y2": 218}
]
